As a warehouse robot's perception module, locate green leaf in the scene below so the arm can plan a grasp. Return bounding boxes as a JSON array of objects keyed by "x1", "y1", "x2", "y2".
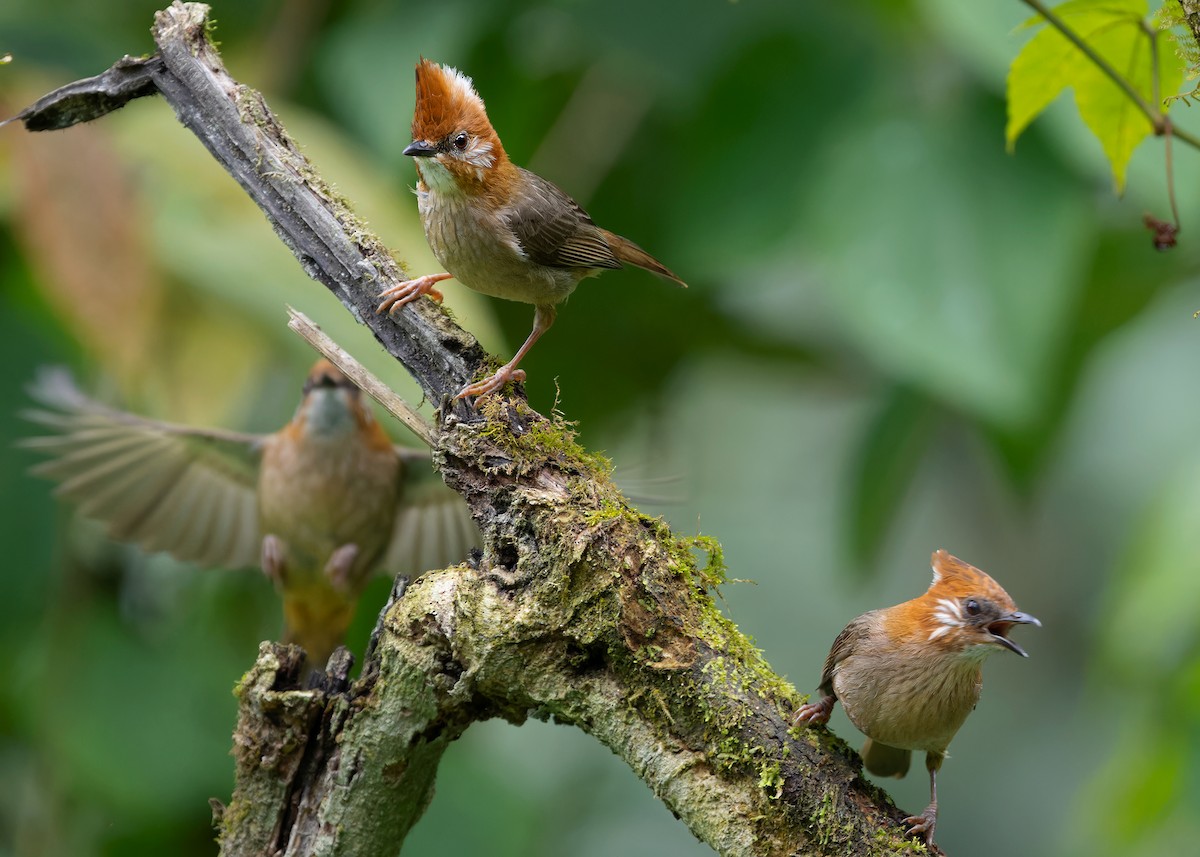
[{"x1": 1007, "y1": 0, "x2": 1180, "y2": 191}]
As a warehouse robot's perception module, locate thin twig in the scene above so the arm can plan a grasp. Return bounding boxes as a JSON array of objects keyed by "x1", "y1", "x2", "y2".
[
  {"x1": 1147, "y1": 23, "x2": 1182, "y2": 231},
  {"x1": 1165, "y1": 122, "x2": 1181, "y2": 230},
  {"x1": 287, "y1": 306, "x2": 436, "y2": 447},
  {"x1": 1148, "y1": 21, "x2": 1162, "y2": 108}
]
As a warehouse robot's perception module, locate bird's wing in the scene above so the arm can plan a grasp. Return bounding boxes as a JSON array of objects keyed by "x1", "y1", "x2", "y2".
[
  {"x1": 21, "y1": 367, "x2": 265, "y2": 570},
  {"x1": 380, "y1": 449, "x2": 480, "y2": 577},
  {"x1": 501, "y1": 167, "x2": 622, "y2": 271},
  {"x1": 818, "y1": 612, "x2": 877, "y2": 697}
]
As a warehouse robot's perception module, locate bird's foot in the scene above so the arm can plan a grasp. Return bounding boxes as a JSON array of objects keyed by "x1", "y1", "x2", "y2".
[
  {"x1": 324, "y1": 543, "x2": 360, "y2": 593},
  {"x1": 376, "y1": 272, "x2": 450, "y2": 314},
  {"x1": 902, "y1": 803, "x2": 937, "y2": 845},
  {"x1": 261, "y1": 534, "x2": 287, "y2": 585},
  {"x1": 455, "y1": 366, "x2": 527, "y2": 401},
  {"x1": 792, "y1": 694, "x2": 836, "y2": 727}
]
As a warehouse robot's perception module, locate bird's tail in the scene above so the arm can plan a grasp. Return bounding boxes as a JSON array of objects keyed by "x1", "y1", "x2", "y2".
[
  {"x1": 282, "y1": 591, "x2": 357, "y2": 676},
  {"x1": 600, "y1": 228, "x2": 687, "y2": 288},
  {"x1": 861, "y1": 738, "x2": 911, "y2": 779}
]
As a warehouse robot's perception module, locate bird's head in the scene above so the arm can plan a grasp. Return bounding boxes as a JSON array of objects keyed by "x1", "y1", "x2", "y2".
[
  {"x1": 913, "y1": 549, "x2": 1041, "y2": 659},
  {"x1": 405, "y1": 59, "x2": 509, "y2": 196},
  {"x1": 293, "y1": 359, "x2": 381, "y2": 441}
]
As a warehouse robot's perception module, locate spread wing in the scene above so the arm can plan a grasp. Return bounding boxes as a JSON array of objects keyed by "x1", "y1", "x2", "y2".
[
  {"x1": 21, "y1": 367, "x2": 265, "y2": 570},
  {"x1": 381, "y1": 447, "x2": 481, "y2": 576},
  {"x1": 502, "y1": 167, "x2": 622, "y2": 271}
]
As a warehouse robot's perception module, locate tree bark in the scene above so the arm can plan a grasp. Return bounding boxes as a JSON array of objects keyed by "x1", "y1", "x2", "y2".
[{"x1": 11, "y1": 3, "x2": 937, "y2": 854}]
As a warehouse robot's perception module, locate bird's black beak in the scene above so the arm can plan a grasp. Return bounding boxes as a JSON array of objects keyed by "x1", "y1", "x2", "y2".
[
  {"x1": 302, "y1": 372, "x2": 339, "y2": 395},
  {"x1": 403, "y1": 140, "x2": 437, "y2": 158},
  {"x1": 987, "y1": 611, "x2": 1041, "y2": 658}
]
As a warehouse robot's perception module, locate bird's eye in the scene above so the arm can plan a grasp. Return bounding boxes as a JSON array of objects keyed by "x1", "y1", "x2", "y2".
[
  {"x1": 965, "y1": 599, "x2": 981, "y2": 616},
  {"x1": 453, "y1": 133, "x2": 469, "y2": 151}
]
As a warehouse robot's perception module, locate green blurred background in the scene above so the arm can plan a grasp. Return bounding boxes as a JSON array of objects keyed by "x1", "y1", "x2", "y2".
[{"x1": 2, "y1": 1, "x2": 1198, "y2": 855}]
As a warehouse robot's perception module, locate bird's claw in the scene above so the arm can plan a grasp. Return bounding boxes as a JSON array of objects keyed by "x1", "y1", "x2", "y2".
[
  {"x1": 792, "y1": 694, "x2": 835, "y2": 727},
  {"x1": 324, "y1": 543, "x2": 360, "y2": 593},
  {"x1": 376, "y1": 273, "x2": 448, "y2": 314},
  {"x1": 455, "y1": 367, "x2": 526, "y2": 401},
  {"x1": 902, "y1": 805, "x2": 937, "y2": 845}
]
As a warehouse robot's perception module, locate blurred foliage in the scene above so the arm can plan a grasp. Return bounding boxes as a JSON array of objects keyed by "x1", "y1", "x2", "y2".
[{"x1": 1, "y1": 1, "x2": 1199, "y2": 855}]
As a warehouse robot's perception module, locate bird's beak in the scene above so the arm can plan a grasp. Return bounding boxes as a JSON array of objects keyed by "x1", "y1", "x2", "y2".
[
  {"x1": 403, "y1": 140, "x2": 437, "y2": 158},
  {"x1": 302, "y1": 372, "x2": 339, "y2": 396},
  {"x1": 986, "y1": 611, "x2": 1041, "y2": 658}
]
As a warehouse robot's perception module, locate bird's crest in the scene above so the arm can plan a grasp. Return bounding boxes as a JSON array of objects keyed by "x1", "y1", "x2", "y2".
[
  {"x1": 412, "y1": 59, "x2": 495, "y2": 144},
  {"x1": 927, "y1": 549, "x2": 1014, "y2": 606}
]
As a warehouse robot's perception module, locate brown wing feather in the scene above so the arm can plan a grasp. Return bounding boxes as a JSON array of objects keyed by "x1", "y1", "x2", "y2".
[
  {"x1": 817, "y1": 611, "x2": 877, "y2": 698},
  {"x1": 598, "y1": 228, "x2": 687, "y2": 287},
  {"x1": 379, "y1": 451, "x2": 480, "y2": 576},
  {"x1": 503, "y1": 167, "x2": 621, "y2": 272},
  {"x1": 21, "y1": 367, "x2": 265, "y2": 570}
]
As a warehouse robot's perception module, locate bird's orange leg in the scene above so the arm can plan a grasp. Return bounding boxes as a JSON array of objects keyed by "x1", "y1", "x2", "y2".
[
  {"x1": 457, "y1": 304, "x2": 556, "y2": 401},
  {"x1": 324, "y1": 543, "x2": 360, "y2": 593},
  {"x1": 261, "y1": 534, "x2": 288, "y2": 586},
  {"x1": 903, "y1": 752, "x2": 942, "y2": 844},
  {"x1": 792, "y1": 693, "x2": 837, "y2": 727},
  {"x1": 376, "y1": 272, "x2": 452, "y2": 314}
]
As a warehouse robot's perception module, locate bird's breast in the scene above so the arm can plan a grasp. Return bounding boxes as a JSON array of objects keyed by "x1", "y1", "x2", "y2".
[
  {"x1": 831, "y1": 641, "x2": 983, "y2": 754},
  {"x1": 417, "y1": 188, "x2": 581, "y2": 306},
  {"x1": 258, "y1": 429, "x2": 400, "y2": 585}
]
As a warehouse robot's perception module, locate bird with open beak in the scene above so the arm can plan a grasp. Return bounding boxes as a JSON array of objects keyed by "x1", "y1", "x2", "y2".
[{"x1": 792, "y1": 549, "x2": 1040, "y2": 845}]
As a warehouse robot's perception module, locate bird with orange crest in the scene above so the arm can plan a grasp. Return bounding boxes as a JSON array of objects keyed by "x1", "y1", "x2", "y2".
[
  {"x1": 377, "y1": 58, "x2": 686, "y2": 400},
  {"x1": 793, "y1": 550, "x2": 1040, "y2": 845}
]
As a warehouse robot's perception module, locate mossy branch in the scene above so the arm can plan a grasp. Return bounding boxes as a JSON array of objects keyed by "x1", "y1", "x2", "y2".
[{"x1": 10, "y1": 2, "x2": 940, "y2": 854}]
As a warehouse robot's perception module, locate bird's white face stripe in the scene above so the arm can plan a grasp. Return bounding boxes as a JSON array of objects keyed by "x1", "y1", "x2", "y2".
[
  {"x1": 935, "y1": 597, "x2": 963, "y2": 620},
  {"x1": 928, "y1": 597, "x2": 964, "y2": 640},
  {"x1": 463, "y1": 138, "x2": 495, "y2": 169}
]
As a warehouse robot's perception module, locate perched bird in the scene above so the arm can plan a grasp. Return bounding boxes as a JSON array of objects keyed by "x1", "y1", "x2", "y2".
[
  {"x1": 377, "y1": 58, "x2": 686, "y2": 400},
  {"x1": 792, "y1": 550, "x2": 1040, "y2": 845},
  {"x1": 22, "y1": 360, "x2": 478, "y2": 672}
]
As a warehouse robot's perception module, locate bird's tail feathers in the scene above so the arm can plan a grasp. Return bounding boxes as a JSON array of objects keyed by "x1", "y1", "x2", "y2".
[
  {"x1": 600, "y1": 229, "x2": 687, "y2": 288},
  {"x1": 283, "y1": 591, "x2": 357, "y2": 678},
  {"x1": 861, "y1": 738, "x2": 911, "y2": 779}
]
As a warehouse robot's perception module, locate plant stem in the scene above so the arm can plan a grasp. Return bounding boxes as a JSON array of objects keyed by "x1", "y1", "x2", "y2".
[{"x1": 1019, "y1": 0, "x2": 1200, "y2": 150}]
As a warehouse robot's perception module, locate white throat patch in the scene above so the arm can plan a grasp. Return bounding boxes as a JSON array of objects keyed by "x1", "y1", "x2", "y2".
[{"x1": 416, "y1": 158, "x2": 460, "y2": 195}]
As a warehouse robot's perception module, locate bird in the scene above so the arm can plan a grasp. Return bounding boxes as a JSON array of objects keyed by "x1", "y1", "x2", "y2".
[
  {"x1": 791, "y1": 549, "x2": 1040, "y2": 845},
  {"x1": 22, "y1": 360, "x2": 479, "y2": 673},
  {"x1": 376, "y1": 58, "x2": 686, "y2": 401}
]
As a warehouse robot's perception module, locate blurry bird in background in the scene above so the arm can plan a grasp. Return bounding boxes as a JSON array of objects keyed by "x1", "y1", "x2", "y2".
[
  {"x1": 22, "y1": 360, "x2": 478, "y2": 673},
  {"x1": 377, "y1": 58, "x2": 686, "y2": 400},
  {"x1": 792, "y1": 550, "x2": 1040, "y2": 845}
]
